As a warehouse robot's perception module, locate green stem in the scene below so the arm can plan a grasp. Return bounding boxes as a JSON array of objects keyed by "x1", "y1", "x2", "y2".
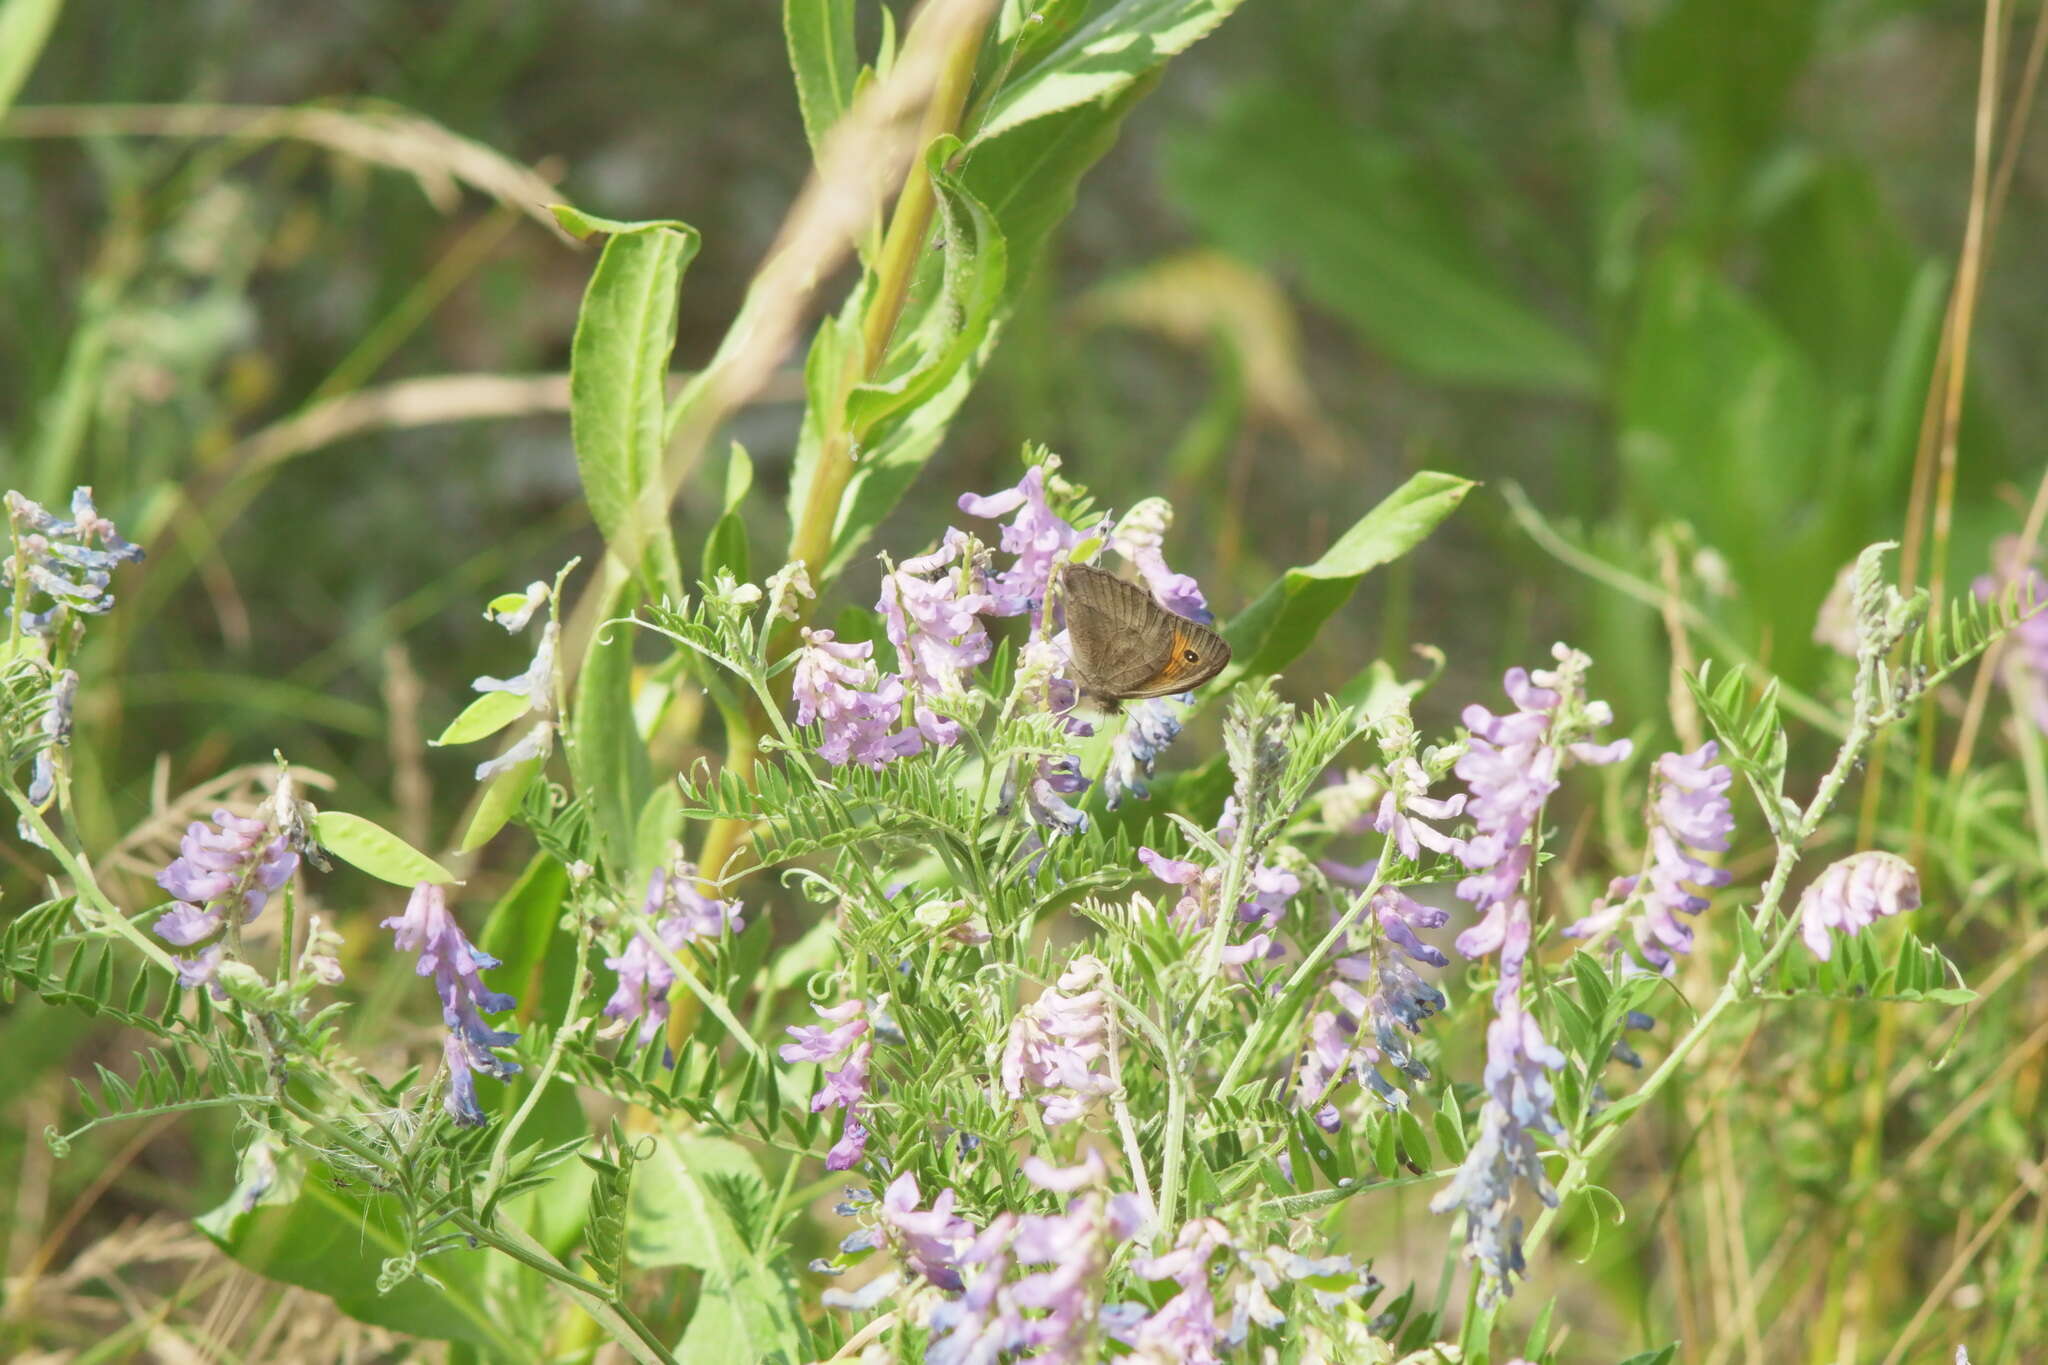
[
  {"x1": 276, "y1": 878, "x2": 301, "y2": 988},
  {"x1": 7, "y1": 788, "x2": 181, "y2": 976},
  {"x1": 781, "y1": 11, "x2": 989, "y2": 586},
  {"x1": 1159, "y1": 801, "x2": 1264, "y2": 1227},
  {"x1": 483, "y1": 903, "x2": 598, "y2": 1206},
  {"x1": 1213, "y1": 839, "x2": 1396, "y2": 1100}
]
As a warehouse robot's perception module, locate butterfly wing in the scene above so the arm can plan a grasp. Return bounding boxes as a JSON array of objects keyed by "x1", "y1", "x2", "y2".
[
  {"x1": 1065, "y1": 564, "x2": 1172, "y2": 696},
  {"x1": 1064, "y1": 563, "x2": 1231, "y2": 700},
  {"x1": 1117, "y1": 617, "x2": 1231, "y2": 699}
]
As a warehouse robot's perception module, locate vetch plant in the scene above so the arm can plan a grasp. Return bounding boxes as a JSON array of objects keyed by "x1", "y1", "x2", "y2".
[{"x1": 4, "y1": 5, "x2": 2039, "y2": 1362}]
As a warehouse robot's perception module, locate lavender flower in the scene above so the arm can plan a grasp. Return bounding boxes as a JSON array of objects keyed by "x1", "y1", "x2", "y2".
[
  {"x1": 471, "y1": 597, "x2": 559, "y2": 782},
  {"x1": 1104, "y1": 697, "x2": 1184, "y2": 808},
  {"x1": 879, "y1": 529, "x2": 995, "y2": 702},
  {"x1": 1020, "y1": 755, "x2": 1090, "y2": 836},
  {"x1": 1293, "y1": 889, "x2": 1447, "y2": 1125},
  {"x1": 1429, "y1": 998, "x2": 1566, "y2": 1299},
  {"x1": 957, "y1": 463, "x2": 1084, "y2": 619},
  {"x1": 602, "y1": 860, "x2": 744, "y2": 1046},
  {"x1": 1437, "y1": 646, "x2": 1626, "y2": 1299},
  {"x1": 1139, "y1": 806, "x2": 1300, "y2": 969},
  {"x1": 793, "y1": 628, "x2": 923, "y2": 770},
  {"x1": 1566, "y1": 742, "x2": 1735, "y2": 973},
  {"x1": 1452, "y1": 646, "x2": 1631, "y2": 994},
  {"x1": 877, "y1": 1172, "x2": 977, "y2": 1291},
  {"x1": 383, "y1": 883, "x2": 522, "y2": 1127},
  {"x1": 1974, "y1": 536, "x2": 2048, "y2": 732},
  {"x1": 1798, "y1": 851, "x2": 1921, "y2": 961},
  {"x1": 780, "y1": 999, "x2": 873, "y2": 1170},
  {"x1": 3, "y1": 487, "x2": 145, "y2": 637},
  {"x1": 1126, "y1": 1219, "x2": 1228, "y2": 1364},
  {"x1": 1373, "y1": 755, "x2": 1466, "y2": 863},
  {"x1": 484, "y1": 580, "x2": 549, "y2": 632},
  {"x1": 765, "y1": 560, "x2": 816, "y2": 621},
  {"x1": 153, "y1": 807, "x2": 299, "y2": 989},
  {"x1": 928, "y1": 1152, "x2": 1144, "y2": 1365},
  {"x1": 1000, "y1": 957, "x2": 1115, "y2": 1126}
]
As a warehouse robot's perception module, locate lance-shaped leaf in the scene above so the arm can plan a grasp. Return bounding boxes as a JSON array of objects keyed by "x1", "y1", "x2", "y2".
[
  {"x1": 1217, "y1": 471, "x2": 1473, "y2": 690},
  {"x1": 784, "y1": 0, "x2": 859, "y2": 159},
  {"x1": 561, "y1": 209, "x2": 697, "y2": 599}
]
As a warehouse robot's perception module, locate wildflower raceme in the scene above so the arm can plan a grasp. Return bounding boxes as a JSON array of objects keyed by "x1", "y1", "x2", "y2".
[{"x1": 383, "y1": 882, "x2": 522, "y2": 1126}]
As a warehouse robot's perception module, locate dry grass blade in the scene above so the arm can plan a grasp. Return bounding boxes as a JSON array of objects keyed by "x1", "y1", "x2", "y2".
[
  {"x1": 1, "y1": 101, "x2": 572, "y2": 242},
  {"x1": 103, "y1": 762, "x2": 336, "y2": 881}
]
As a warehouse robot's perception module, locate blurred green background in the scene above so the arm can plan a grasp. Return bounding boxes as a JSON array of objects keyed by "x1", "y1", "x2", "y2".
[{"x1": 4, "y1": 0, "x2": 2046, "y2": 1359}]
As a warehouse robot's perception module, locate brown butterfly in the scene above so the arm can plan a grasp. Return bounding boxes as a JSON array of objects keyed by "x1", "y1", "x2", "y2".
[{"x1": 1062, "y1": 561, "x2": 1231, "y2": 705}]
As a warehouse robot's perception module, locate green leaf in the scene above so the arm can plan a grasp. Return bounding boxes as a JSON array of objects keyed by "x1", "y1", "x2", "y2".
[
  {"x1": 312, "y1": 811, "x2": 454, "y2": 887},
  {"x1": 1572, "y1": 952, "x2": 1613, "y2": 1018},
  {"x1": 459, "y1": 756, "x2": 542, "y2": 853},
  {"x1": 1166, "y1": 86, "x2": 1599, "y2": 395},
  {"x1": 1432, "y1": 1105, "x2": 1467, "y2": 1163},
  {"x1": 568, "y1": 573, "x2": 653, "y2": 875},
  {"x1": 722, "y1": 441, "x2": 754, "y2": 515},
  {"x1": 1614, "y1": 1347, "x2": 1679, "y2": 1365},
  {"x1": 976, "y1": 0, "x2": 1249, "y2": 142},
  {"x1": 433, "y1": 690, "x2": 534, "y2": 748},
  {"x1": 845, "y1": 137, "x2": 1009, "y2": 441},
  {"x1": 477, "y1": 853, "x2": 570, "y2": 1018},
  {"x1": 784, "y1": 0, "x2": 858, "y2": 159},
  {"x1": 630, "y1": 1136, "x2": 806, "y2": 1363},
  {"x1": 550, "y1": 206, "x2": 692, "y2": 241},
  {"x1": 199, "y1": 1169, "x2": 532, "y2": 1354},
  {"x1": 568, "y1": 215, "x2": 698, "y2": 598},
  {"x1": 1218, "y1": 471, "x2": 1472, "y2": 689},
  {"x1": 1395, "y1": 1107, "x2": 1431, "y2": 1168},
  {"x1": 0, "y1": 0, "x2": 63, "y2": 122},
  {"x1": 1548, "y1": 989, "x2": 1599, "y2": 1063},
  {"x1": 703, "y1": 511, "x2": 751, "y2": 586}
]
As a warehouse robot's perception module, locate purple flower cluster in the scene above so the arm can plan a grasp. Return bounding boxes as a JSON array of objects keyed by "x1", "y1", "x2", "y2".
[
  {"x1": 1000, "y1": 957, "x2": 1115, "y2": 1126},
  {"x1": 1292, "y1": 888, "x2": 1448, "y2": 1127},
  {"x1": 1565, "y1": 742, "x2": 1736, "y2": 973},
  {"x1": 926, "y1": 1151, "x2": 1148, "y2": 1365},
  {"x1": 1433, "y1": 646, "x2": 1629, "y2": 1299},
  {"x1": 1798, "y1": 851, "x2": 1921, "y2": 961},
  {"x1": 1373, "y1": 754, "x2": 1466, "y2": 864},
  {"x1": 1973, "y1": 536, "x2": 2048, "y2": 732},
  {"x1": 780, "y1": 999, "x2": 873, "y2": 1170},
  {"x1": 383, "y1": 883, "x2": 522, "y2": 1127},
  {"x1": 1139, "y1": 809, "x2": 1300, "y2": 972},
  {"x1": 1430, "y1": 997, "x2": 1567, "y2": 1296},
  {"x1": 880, "y1": 530, "x2": 995, "y2": 701},
  {"x1": 602, "y1": 861, "x2": 744, "y2": 1047},
  {"x1": 1104, "y1": 698, "x2": 1184, "y2": 809},
  {"x1": 958, "y1": 464, "x2": 1086, "y2": 621},
  {"x1": 878, "y1": 1173, "x2": 978, "y2": 1291},
  {"x1": 787, "y1": 464, "x2": 1208, "y2": 825},
  {"x1": 154, "y1": 807, "x2": 300, "y2": 990},
  {"x1": 793, "y1": 629, "x2": 925, "y2": 771},
  {"x1": 1019, "y1": 754, "x2": 1091, "y2": 836},
  {"x1": 1451, "y1": 650, "x2": 1631, "y2": 991},
  {"x1": 3, "y1": 487, "x2": 145, "y2": 637}
]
